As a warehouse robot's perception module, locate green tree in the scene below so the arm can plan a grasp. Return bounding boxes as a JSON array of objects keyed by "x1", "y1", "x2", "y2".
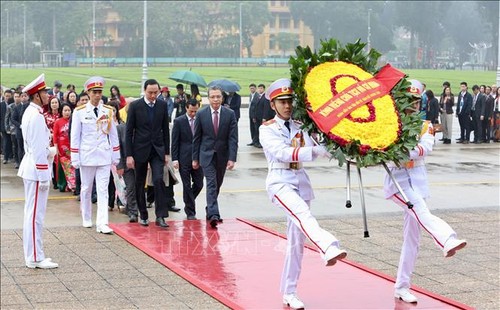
[
  {"x1": 289, "y1": 1, "x2": 394, "y2": 53},
  {"x1": 275, "y1": 32, "x2": 299, "y2": 56}
]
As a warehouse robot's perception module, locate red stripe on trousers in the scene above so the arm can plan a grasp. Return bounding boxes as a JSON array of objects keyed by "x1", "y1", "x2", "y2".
[
  {"x1": 33, "y1": 181, "x2": 39, "y2": 261},
  {"x1": 274, "y1": 194, "x2": 325, "y2": 254},
  {"x1": 393, "y1": 194, "x2": 444, "y2": 248}
]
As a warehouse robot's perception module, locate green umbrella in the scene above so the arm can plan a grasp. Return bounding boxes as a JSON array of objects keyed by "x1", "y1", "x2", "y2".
[{"x1": 168, "y1": 70, "x2": 208, "y2": 88}]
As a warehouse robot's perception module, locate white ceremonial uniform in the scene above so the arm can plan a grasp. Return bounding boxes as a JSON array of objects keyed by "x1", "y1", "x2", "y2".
[
  {"x1": 383, "y1": 121, "x2": 459, "y2": 290},
  {"x1": 260, "y1": 116, "x2": 341, "y2": 295},
  {"x1": 71, "y1": 102, "x2": 120, "y2": 227},
  {"x1": 17, "y1": 102, "x2": 52, "y2": 264}
]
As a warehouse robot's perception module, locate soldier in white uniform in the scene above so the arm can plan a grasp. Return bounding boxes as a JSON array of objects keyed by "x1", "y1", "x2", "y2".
[
  {"x1": 18, "y1": 74, "x2": 58, "y2": 269},
  {"x1": 259, "y1": 79, "x2": 347, "y2": 310},
  {"x1": 71, "y1": 77, "x2": 120, "y2": 234},
  {"x1": 384, "y1": 80, "x2": 467, "y2": 304}
]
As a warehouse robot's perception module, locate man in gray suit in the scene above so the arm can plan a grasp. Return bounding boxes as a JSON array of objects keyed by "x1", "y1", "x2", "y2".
[{"x1": 192, "y1": 86, "x2": 238, "y2": 228}]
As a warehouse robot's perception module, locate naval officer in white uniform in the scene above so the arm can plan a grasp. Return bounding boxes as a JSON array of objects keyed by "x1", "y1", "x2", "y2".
[
  {"x1": 71, "y1": 76, "x2": 120, "y2": 234},
  {"x1": 18, "y1": 74, "x2": 58, "y2": 269},
  {"x1": 385, "y1": 80, "x2": 467, "y2": 304},
  {"x1": 259, "y1": 78, "x2": 347, "y2": 310}
]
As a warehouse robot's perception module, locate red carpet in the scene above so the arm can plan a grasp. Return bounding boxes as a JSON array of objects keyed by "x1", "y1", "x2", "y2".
[{"x1": 110, "y1": 219, "x2": 472, "y2": 310}]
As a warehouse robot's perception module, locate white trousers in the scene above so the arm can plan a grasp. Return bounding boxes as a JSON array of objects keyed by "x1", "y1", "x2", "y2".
[
  {"x1": 391, "y1": 189, "x2": 456, "y2": 290},
  {"x1": 80, "y1": 165, "x2": 110, "y2": 227},
  {"x1": 273, "y1": 185, "x2": 340, "y2": 294},
  {"x1": 23, "y1": 179, "x2": 49, "y2": 263}
]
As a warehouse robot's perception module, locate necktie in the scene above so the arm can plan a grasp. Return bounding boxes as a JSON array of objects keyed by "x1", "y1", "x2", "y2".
[
  {"x1": 213, "y1": 110, "x2": 219, "y2": 135},
  {"x1": 472, "y1": 95, "x2": 477, "y2": 110},
  {"x1": 94, "y1": 107, "x2": 98, "y2": 117},
  {"x1": 190, "y1": 117, "x2": 195, "y2": 135},
  {"x1": 284, "y1": 120, "x2": 290, "y2": 132}
]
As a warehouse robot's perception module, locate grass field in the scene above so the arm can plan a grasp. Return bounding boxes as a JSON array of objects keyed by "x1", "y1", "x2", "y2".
[{"x1": 0, "y1": 66, "x2": 496, "y2": 98}]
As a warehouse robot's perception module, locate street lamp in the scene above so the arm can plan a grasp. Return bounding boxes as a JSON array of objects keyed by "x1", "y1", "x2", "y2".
[
  {"x1": 92, "y1": 1, "x2": 96, "y2": 68},
  {"x1": 23, "y1": 4, "x2": 26, "y2": 65},
  {"x1": 239, "y1": 3, "x2": 243, "y2": 65},
  {"x1": 141, "y1": 0, "x2": 148, "y2": 96},
  {"x1": 496, "y1": 2, "x2": 500, "y2": 86},
  {"x1": 367, "y1": 8, "x2": 372, "y2": 52}
]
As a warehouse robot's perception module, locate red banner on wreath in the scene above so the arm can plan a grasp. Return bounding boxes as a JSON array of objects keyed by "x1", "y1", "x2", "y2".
[{"x1": 308, "y1": 64, "x2": 405, "y2": 134}]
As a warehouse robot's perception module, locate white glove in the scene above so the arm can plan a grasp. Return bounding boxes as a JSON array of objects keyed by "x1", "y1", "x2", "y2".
[
  {"x1": 38, "y1": 180, "x2": 50, "y2": 191},
  {"x1": 72, "y1": 161, "x2": 80, "y2": 169},
  {"x1": 312, "y1": 145, "x2": 331, "y2": 159},
  {"x1": 112, "y1": 159, "x2": 120, "y2": 166}
]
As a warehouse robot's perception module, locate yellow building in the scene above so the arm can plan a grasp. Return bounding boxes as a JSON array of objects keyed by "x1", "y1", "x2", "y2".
[
  {"x1": 84, "y1": 1, "x2": 313, "y2": 59},
  {"x1": 250, "y1": 1, "x2": 314, "y2": 58}
]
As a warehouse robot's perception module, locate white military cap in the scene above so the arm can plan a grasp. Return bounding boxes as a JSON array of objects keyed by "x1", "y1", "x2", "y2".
[
  {"x1": 84, "y1": 76, "x2": 105, "y2": 92},
  {"x1": 24, "y1": 73, "x2": 49, "y2": 96},
  {"x1": 265, "y1": 78, "x2": 294, "y2": 101}
]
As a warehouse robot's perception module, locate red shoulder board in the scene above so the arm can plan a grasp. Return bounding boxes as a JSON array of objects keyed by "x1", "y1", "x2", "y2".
[{"x1": 263, "y1": 119, "x2": 276, "y2": 126}]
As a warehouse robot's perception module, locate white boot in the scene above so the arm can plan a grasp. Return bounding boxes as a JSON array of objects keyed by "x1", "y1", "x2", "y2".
[
  {"x1": 283, "y1": 293, "x2": 305, "y2": 309},
  {"x1": 394, "y1": 288, "x2": 417, "y2": 303}
]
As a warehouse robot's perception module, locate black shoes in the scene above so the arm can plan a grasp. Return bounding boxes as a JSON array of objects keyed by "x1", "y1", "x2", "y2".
[
  {"x1": 167, "y1": 206, "x2": 181, "y2": 212},
  {"x1": 209, "y1": 216, "x2": 220, "y2": 228},
  {"x1": 443, "y1": 139, "x2": 451, "y2": 144},
  {"x1": 247, "y1": 142, "x2": 254, "y2": 146},
  {"x1": 129, "y1": 215, "x2": 138, "y2": 223},
  {"x1": 139, "y1": 219, "x2": 149, "y2": 226},
  {"x1": 155, "y1": 217, "x2": 169, "y2": 228},
  {"x1": 187, "y1": 215, "x2": 197, "y2": 220}
]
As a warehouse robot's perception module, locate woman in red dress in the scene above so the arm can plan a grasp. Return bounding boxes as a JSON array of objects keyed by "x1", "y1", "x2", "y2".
[
  {"x1": 44, "y1": 96, "x2": 61, "y2": 189},
  {"x1": 110, "y1": 85, "x2": 127, "y2": 109},
  {"x1": 53, "y1": 103, "x2": 76, "y2": 191}
]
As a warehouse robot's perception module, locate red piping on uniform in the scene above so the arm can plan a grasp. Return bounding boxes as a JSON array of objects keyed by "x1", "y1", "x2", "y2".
[
  {"x1": 274, "y1": 194, "x2": 325, "y2": 254},
  {"x1": 33, "y1": 181, "x2": 39, "y2": 261},
  {"x1": 394, "y1": 194, "x2": 444, "y2": 248}
]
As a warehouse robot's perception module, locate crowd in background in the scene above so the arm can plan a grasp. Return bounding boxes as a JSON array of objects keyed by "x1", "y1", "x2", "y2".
[
  {"x1": 418, "y1": 82, "x2": 500, "y2": 144},
  {"x1": 1, "y1": 79, "x2": 499, "y2": 215},
  {"x1": 0, "y1": 79, "x2": 246, "y2": 217}
]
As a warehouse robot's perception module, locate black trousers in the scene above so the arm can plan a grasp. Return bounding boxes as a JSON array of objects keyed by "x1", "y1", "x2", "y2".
[
  {"x1": 458, "y1": 114, "x2": 471, "y2": 141},
  {"x1": 135, "y1": 151, "x2": 168, "y2": 220},
  {"x1": 249, "y1": 116, "x2": 256, "y2": 143},
  {"x1": 471, "y1": 113, "x2": 483, "y2": 142},
  {"x1": 202, "y1": 153, "x2": 227, "y2": 220},
  {"x1": 251, "y1": 120, "x2": 261, "y2": 145},
  {"x1": 180, "y1": 162, "x2": 204, "y2": 217}
]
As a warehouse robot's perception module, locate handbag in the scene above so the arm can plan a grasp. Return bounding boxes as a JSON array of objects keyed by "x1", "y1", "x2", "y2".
[{"x1": 433, "y1": 123, "x2": 443, "y2": 132}]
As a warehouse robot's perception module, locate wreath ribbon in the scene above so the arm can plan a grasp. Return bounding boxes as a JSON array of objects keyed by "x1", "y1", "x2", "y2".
[{"x1": 308, "y1": 64, "x2": 405, "y2": 134}]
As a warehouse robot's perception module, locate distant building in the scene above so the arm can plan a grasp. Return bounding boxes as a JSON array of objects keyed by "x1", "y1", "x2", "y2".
[
  {"x1": 251, "y1": 1, "x2": 314, "y2": 58},
  {"x1": 79, "y1": 1, "x2": 313, "y2": 59}
]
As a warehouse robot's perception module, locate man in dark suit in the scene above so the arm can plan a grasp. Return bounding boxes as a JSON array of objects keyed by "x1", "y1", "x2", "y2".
[
  {"x1": 247, "y1": 83, "x2": 257, "y2": 146},
  {"x1": 249, "y1": 84, "x2": 266, "y2": 148},
  {"x1": 126, "y1": 79, "x2": 171, "y2": 228},
  {"x1": 482, "y1": 86, "x2": 495, "y2": 143},
  {"x1": 456, "y1": 82, "x2": 473, "y2": 144},
  {"x1": 192, "y1": 86, "x2": 238, "y2": 228},
  {"x1": 225, "y1": 91, "x2": 241, "y2": 122},
  {"x1": 47, "y1": 81, "x2": 64, "y2": 101},
  {"x1": 470, "y1": 85, "x2": 485, "y2": 144},
  {"x1": 172, "y1": 99, "x2": 204, "y2": 220}
]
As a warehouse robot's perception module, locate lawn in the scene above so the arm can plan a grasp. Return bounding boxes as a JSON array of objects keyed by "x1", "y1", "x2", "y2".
[{"x1": 1, "y1": 66, "x2": 496, "y2": 98}]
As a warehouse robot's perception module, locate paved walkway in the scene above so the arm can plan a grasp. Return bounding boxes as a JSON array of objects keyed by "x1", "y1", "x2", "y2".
[{"x1": 1, "y1": 207, "x2": 498, "y2": 309}]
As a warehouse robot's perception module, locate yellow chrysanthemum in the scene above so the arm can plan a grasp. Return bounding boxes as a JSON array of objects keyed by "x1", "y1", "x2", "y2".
[{"x1": 305, "y1": 61, "x2": 400, "y2": 150}]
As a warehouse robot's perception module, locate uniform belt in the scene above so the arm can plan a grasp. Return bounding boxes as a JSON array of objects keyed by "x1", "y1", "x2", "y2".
[
  {"x1": 269, "y1": 162, "x2": 303, "y2": 170},
  {"x1": 386, "y1": 160, "x2": 425, "y2": 169}
]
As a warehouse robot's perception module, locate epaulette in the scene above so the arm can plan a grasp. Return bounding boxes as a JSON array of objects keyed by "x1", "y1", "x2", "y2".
[
  {"x1": 263, "y1": 119, "x2": 276, "y2": 126},
  {"x1": 75, "y1": 105, "x2": 86, "y2": 111},
  {"x1": 103, "y1": 104, "x2": 113, "y2": 110}
]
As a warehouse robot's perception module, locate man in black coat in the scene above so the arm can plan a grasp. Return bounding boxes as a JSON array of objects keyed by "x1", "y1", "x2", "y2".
[
  {"x1": 225, "y1": 91, "x2": 241, "y2": 122},
  {"x1": 126, "y1": 79, "x2": 171, "y2": 228},
  {"x1": 470, "y1": 85, "x2": 485, "y2": 143},
  {"x1": 171, "y1": 99, "x2": 204, "y2": 220},
  {"x1": 192, "y1": 86, "x2": 238, "y2": 228},
  {"x1": 249, "y1": 84, "x2": 266, "y2": 148},
  {"x1": 482, "y1": 86, "x2": 495, "y2": 143},
  {"x1": 456, "y1": 82, "x2": 473, "y2": 144}
]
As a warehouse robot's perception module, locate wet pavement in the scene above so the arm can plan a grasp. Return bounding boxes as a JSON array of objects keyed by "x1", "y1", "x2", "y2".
[{"x1": 1, "y1": 109, "x2": 499, "y2": 309}]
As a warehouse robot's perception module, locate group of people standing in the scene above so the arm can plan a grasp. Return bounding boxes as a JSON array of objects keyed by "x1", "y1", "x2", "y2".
[
  {"x1": 11, "y1": 73, "x2": 470, "y2": 310},
  {"x1": 420, "y1": 81, "x2": 500, "y2": 144}
]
